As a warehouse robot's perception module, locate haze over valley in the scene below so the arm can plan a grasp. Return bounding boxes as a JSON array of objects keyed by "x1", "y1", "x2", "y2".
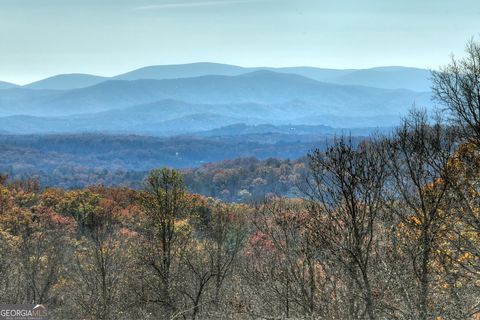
[
  {"x1": 0, "y1": 63, "x2": 431, "y2": 135},
  {"x1": 0, "y1": 62, "x2": 433, "y2": 186}
]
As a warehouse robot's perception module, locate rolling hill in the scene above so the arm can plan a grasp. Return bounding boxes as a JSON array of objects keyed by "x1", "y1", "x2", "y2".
[
  {"x1": 0, "y1": 71, "x2": 431, "y2": 118},
  {"x1": 24, "y1": 73, "x2": 108, "y2": 90},
  {"x1": 114, "y1": 62, "x2": 249, "y2": 80},
  {"x1": 18, "y1": 63, "x2": 432, "y2": 91},
  {"x1": 0, "y1": 98, "x2": 394, "y2": 135},
  {"x1": 114, "y1": 63, "x2": 431, "y2": 91},
  {"x1": 327, "y1": 66, "x2": 432, "y2": 91}
]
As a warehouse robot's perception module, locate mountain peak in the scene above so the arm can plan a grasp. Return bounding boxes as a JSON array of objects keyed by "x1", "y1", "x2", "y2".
[{"x1": 114, "y1": 62, "x2": 248, "y2": 81}]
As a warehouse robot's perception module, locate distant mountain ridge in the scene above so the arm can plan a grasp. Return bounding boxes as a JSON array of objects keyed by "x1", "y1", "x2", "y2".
[
  {"x1": 0, "y1": 71, "x2": 431, "y2": 120},
  {"x1": 0, "y1": 95, "x2": 405, "y2": 135},
  {"x1": 0, "y1": 81, "x2": 19, "y2": 89},
  {"x1": 329, "y1": 67, "x2": 432, "y2": 92},
  {"x1": 24, "y1": 73, "x2": 108, "y2": 90},
  {"x1": 17, "y1": 62, "x2": 432, "y2": 91},
  {"x1": 114, "y1": 62, "x2": 248, "y2": 80},
  {"x1": 194, "y1": 123, "x2": 391, "y2": 137},
  {"x1": 0, "y1": 65, "x2": 434, "y2": 135}
]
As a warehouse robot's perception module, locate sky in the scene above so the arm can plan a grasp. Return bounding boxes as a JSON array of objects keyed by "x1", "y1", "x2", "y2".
[{"x1": 0, "y1": 0, "x2": 479, "y2": 84}]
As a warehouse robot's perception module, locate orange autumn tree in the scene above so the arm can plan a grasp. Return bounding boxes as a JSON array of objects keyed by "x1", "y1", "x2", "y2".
[
  {"x1": 384, "y1": 111, "x2": 457, "y2": 320},
  {"x1": 0, "y1": 185, "x2": 75, "y2": 307},
  {"x1": 431, "y1": 142, "x2": 480, "y2": 318}
]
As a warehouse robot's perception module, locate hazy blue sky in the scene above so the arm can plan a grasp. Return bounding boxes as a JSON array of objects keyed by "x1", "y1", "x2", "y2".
[{"x1": 1, "y1": 0, "x2": 479, "y2": 84}]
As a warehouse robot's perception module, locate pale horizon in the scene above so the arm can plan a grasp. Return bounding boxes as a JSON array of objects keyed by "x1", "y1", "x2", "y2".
[{"x1": 1, "y1": 0, "x2": 479, "y2": 84}]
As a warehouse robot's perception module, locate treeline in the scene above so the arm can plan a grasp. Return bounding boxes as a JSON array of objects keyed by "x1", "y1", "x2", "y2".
[
  {"x1": 0, "y1": 157, "x2": 310, "y2": 201},
  {"x1": 0, "y1": 41, "x2": 479, "y2": 320},
  {"x1": 0, "y1": 131, "x2": 339, "y2": 188}
]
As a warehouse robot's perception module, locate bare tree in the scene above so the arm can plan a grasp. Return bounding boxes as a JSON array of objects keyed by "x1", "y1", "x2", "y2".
[
  {"x1": 245, "y1": 198, "x2": 325, "y2": 319},
  {"x1": 70, "y1": 200, "x2": 130, "y2": 320},
  {"x1": 307, "y1": 136, "x2": 386, "y2": 320},
  {"x1": 138, "y1": 168, "x2": 191, "y2": 318},
  {"x1": 432, "y1": 38, "x2": 480, "y2": 144},
  {"x1": 201, "y1": 202, "x2": 247, "y2": 312},
  {"x1": 383, "y1": 110, "x2": 457, "y2": 320},
  {"x1": 18, "y1": 207, "x2": 71, "y2": 306}
]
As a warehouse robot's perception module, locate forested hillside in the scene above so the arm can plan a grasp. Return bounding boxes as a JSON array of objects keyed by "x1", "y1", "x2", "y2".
[
  {"x1": 0, "y1": 132, "x2": 361, "y2": 191},
  {"x1": 1, "y1": 116, "x2": 479, "y2": 319},
  {"x1": 0, "y1": 42, "x2": 480, "y2": 319},
  {"x1": 183, "y1": 157, "x2": 309, "y2": 202}
]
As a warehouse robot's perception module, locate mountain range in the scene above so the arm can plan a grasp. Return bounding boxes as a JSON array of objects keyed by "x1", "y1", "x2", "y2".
[
  {"x1": 0, "y1": 63, "x2": 434, "y2": 135},
  {"x1": 24, "y1": 74, "x2": 108, "y2": 90},
  {"x1": 12, "y1": 62, "x2": 431, "y2": 91}
]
